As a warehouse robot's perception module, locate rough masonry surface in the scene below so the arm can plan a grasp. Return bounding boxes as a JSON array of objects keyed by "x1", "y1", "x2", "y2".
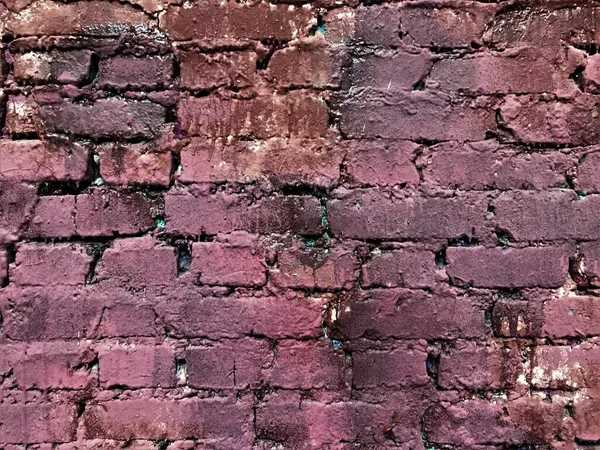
[{"x1": 0, "y1": 0, "x2": 597, "y2": 448}]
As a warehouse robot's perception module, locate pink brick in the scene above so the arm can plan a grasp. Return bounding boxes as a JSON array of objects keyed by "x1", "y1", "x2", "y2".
[
  {"x1": 353, "y1": 346, "x2": 428, "y2": 388},
  {"x1": 99, "y1": 304, "x2": 160, "y2": 338},
  {"x1": 362, "y1": 249, "x2": 436, "y2": 288},
  {"x1": 98, "y1": 143, "x2": 172, "y2": 187},
  {"x1": 96, "y1": 237, "x2": 177, "y2": 286},
  {"x1": 191, "y1": 241, "x2": 266, "y2": 287},
  {"x1": 10, "y1": 243, "x2": 92, "y2": 286},
  {"x1": 98, "y1": 55, "x2": 174, "y2": 90},
  {"x1": 574, "y1": 392, "x2": 600, "y2": 441},
  {"x1": 0, "y1": 139, "x2": 90, "y2": 182},
  {"x1": 179, "y1": 51, "x2": 256, "y2": 90},
  {"x1": 99, "y1": 344, "x2": 176, "y2": 388},
  {"x1": 0, "y1": 249, "x2": 7, "y2": 287},
  {"x1": 532, "y1": 344, "x2": 600, "y2": 389},
  {"x1": 270, "y1": 244, "x2": 358, "y2": 290},
  {"x1": 543, "y1": 296, "x2": 600, "y2": 338},
  {"x1": 0, "y1": 402, "x2": 77, "y2": 443},
  {"x1": 0, "y1": 182, "x2": 38, "y2": 243},
  {"x1": 24, "y1": 195, "x2": 76, "y2": 239}
]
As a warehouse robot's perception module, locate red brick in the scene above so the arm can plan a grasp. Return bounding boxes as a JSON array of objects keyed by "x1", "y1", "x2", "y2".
[
  {"x1": 99, "y1": 344, "x2": 176, "y2": 388},
  {"x1": 354, "y1": 5, "x2": 401, "y2": 47},
  {"x1": 191, "y1": 241, "x2": 266, "y2": 287},
  {"x1": 5, "y1": 95, "x2": 39, "y2": 135},
  {"x1": 362, "y1": 249, "x2": 436, "y2": 289},
  {"x1": 577, "y1": 151, "x2": 600, "y2": 194},
  {"x1": 38, "y1": 99, "x2": 165, "y2": 139},
  {"x1": 544, "y1": 296, "x2": 600, "y2": 338},
  {"x1": 573, "y1": 392, "x2": 600, "y2": 441},
  {"x1": 438, "y1": 340, "x2": 525, "y2": 390},
  {"x1": 13, "y1": 50, "x2": 93, "y2": 84},
  {"x1": 584, "y1": 53, "x2": 600, "y2": 94},
  {"x1": 99, "y1": 304, "x2": 160, "y2": 338},
  {"x1": 532, "y1": 344, "x2": 600, "y2": 389},
  {"x1": 84, "y1": 398, "x2": 253, "y2": 442},
  {"x1": 0, "y1": 248, "x2": 6, "y2": 286},
  {"x1": 493, "y1": 299, "x2": 543, "y2": 338},
  {"x1": 2, "y1": 0, "x2": 150, "y2": 36},
  {"x1": 446, "y1": 246, "x2": 571, "y2": 288},
  {"x1": 330, "y1": 288, "x2": 487, "y2": 340},
  {"x1": 98, "y1": 56, "x2": 174, "y2": 90},
  {"x1": 160, "y1": 288, "x2": 325, "y2": 339},
  {"x1": 328, "y1": 188, "x2": 486, "y2": 240},
  {"x1": 177, "y1": 92, "x2": 328, "y2": 139},
  {"x1": 423, "y1": 398, "x2": 563, "y2": 445},
  {"x1": 23, "y1": 195, "x2": 76, "y2": 239},
  {"x1": 179, "y1": 51, "x2": 256, "y2": 91},
  {"x1": 75, "y1": 189, "x2": 161, "y2": 237},
  {"x1": 353, "y1": 346, "x2": 428, "y2": 388},
  {"x1": 11, "y1": 243, "x2": 92, "y2": 286},
  {"x1": 165, "y1": 189, "x2": 322, "y2": 236},
  {"x1": 185, "y1": 339, "x2": 271, "y2": 389},
  {"x1": 0, "y1": 402, "x2": 77, "y2": 443},
  {"x1": 178, "y1": 138, "x2": 342, "y2": 188},
  {"x1": 0, "y1": 181, "x2": 38, "y2": 244},
  {"x1": 343, "y1": 140, "x2": 420, "y2": 187},
  {"x1": 96, "y1": 237, "x2": 177, "y2": 286},
  {"x1": 270, "y1": 244, "x2": 358, "y2": 290},
  {"x1": 160, "y1": 2, "x2": 313, "y2": 41},
  {"x1": 0, "y1": 139, "x2": 90, "y2": 182},
  {"x1": 98, "y1": 143, "x2": 172, "y2": 186}
]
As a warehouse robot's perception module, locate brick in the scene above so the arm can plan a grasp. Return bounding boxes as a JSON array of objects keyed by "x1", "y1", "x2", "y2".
[
  {"x1": 24, "y1": 195, "x2": 76, "y2": 239},
  {"x1": 328, "y1": 188, "x2": 486, "y2": 240},
  {"x1": 98, "y1": 143, "x2": 172, "y2": 186},
  {"x1": 0, "y1": 139, "x2": 90, "y2": 182},
  {"x1": 98, "y1": 56, "x2": 174, "y2": 90},
  {"x1": 438, "y1": 340, "x2": 525, "y2": 390},
  {"x1": 424, "y1": 141, "x2": 574, "y2": 190},
  {"x1": 0, "y1": 182, "x2": 38, "y2": 243},
  {"x1": 99, "y1": 344, "x2": 176, "y2": 388},
  {"x1": 1, "y1": 0, "x2": 150, "y2": 37},
  {"x1": 179, "y1": 51, "x2": 256, "y2": 91},
  {"x1": 177, "y1": 92, "x2": 328, "y2": 139},
  {"x1": 544, "y1": 297, "x2": 600, "y2": 339},
  {"x1": 330, "y1": 288, "x2": 487, "y2": 340},
  {"x1": 5, "y1": 95, "x2": 39, "y2": 135},
  {"x1": 0, "y1": 249, "x2": 6, "y2": 287},
  {"x1": 96, "y1": 237, "x2": 177, "y2": 286},
  {"x1": 446, "y1": 246, "x2": 571, "y2": 288},
  {"x1": 573, "y1": 392, "x2": 600, "y2": 441},
  {"x1": 270, "y1": 244, "x2": 358, "y2": 290},
  {"x1": 38, "y1": 99, "x2": 165, "y2": 139},
  {"x1": 584, "y1": 53, "x2": 600, "y2": 94},
  {"x1": 84, "y1": 398, "x2": 252, "y2": 442},
  {"x1": 11, "y1": 243, "x2": 93, "y2": 286},
  {"x1": 191, "y1": 241, "x2": 266, "y2": 287},
  {"x1": 99, "y1": 304, "x2": 160, "y2": 338},
  {"x1": 0, "y1": 402, "x2": 77, "y2": 443},
  {"x1": 185, "y1": 339, "x2": 272, "y2": 389},
  {"x1": 493, "y1": 190, "x2": 600, "y2": 241},
  {"x1": 423, "y1": 398, "x2": 563, "y2": 445},
  {"x1": 353, "y1": 5, "x2": 401, "y2": 47},
  {"x1": 178, "y1": 138, "x2": 342, "y2": 188},
  {"x1": 13, "y1": 50, "x2": 93, "y2": 84},
  {"x1": 75, "y1": 189, "x2": 160, "y2": 237},
  {"x1": 165, "y1": 189, "x2": 322, "y2": 236},
  {"x1": 577, "y1": 151, "x2": 600, "y2": 194},
  {"x1": 353, "y1": 346, "x2": 428, "y2": 388},
  {"x1": 343, "y1": 140, "x2": 420, "y2": 187},
  {"x1": 339, "y1": 91, "x2": 495, "y2": 141},
  {"x1": 493, "y1": 299, "x2": 543, "y2": 338},
  {"x1": 362, "y1": 249, "x2": 436, "y2": 289},
  {"x1": 160, "y1": 2, "x2": 313, "y2": 41},
  {"x1": 160, "y1": 289, "x2": 325, "y2": 339},
  {"x1": 532, "y1": 344, "x2": 600, "y2": 389}
]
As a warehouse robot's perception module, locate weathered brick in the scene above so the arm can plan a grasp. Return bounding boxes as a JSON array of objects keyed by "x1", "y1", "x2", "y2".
[
  {"x1": 362, "y1": 249, "x2": 436, "y2": 288},
  {"x1": 24, "y1": 195, "x2": 76, "y2": 239},
  {"x1": 577, "y1": 151, "x2": 600, "y2": 194},
  {"x1": 584, "y1": 53, "x2": 600, "y2": 94},
  {"x1": 339, "y1": 91, "x2": 495, "y2": 141},
  {"x1": 330, "y1": 288, "x2": 488, "y2": 340},
  {"x1": 98, "y1": 56, "x2": 174, "y2": 90},
  {"x1": 0, "y1": 402, "x2": 77, "y2": 443},
  {"x1": 328, "y1": 188, "x2": 486, "y2": 240},
  {"x1": 98, "y1": 143, "x2": 172, "y2": 186},
  {"x1": 5, "y1": 95, "x2": 39, "y2": 135},
  {"x1": 38, "y1": 99, "x2": 165, "y2": 139},
  {"x1": 99, "y1": 344, "x2": 176, "y2": 388},
  {"x1": 99, "y1": 304, "x2": 160, "y2": 338},
  {"x1": 343, "y1": 140, "x2": 420, "y2": 187},
  {"x1": 0, "y1": 139, "x2": 90, "y2": 182},
  {"x1": 544, "y1": 296, "x2": 600, "y2": 340},
  {"x1": 446, "y1": 246, "x2": 571, "y2": 288},
  {"x1": 493, "y1": 298, "x2": 543, "y2": 338},
  {"x1": 191, "y1": 241, "x2": 266, "y2": 287},
  {"x1": 178, "y1": 138, "x2": 342, "y2": 188},
  {"x1": 84, "y1": 398, "x2": 252, "y2": 442},
  {"x1": 165, "y1": 189, "x2": 322, "y2": 236},
  {"x1": 75, "y1": 189, "x2": 160, "y2": 237},
  {"x1": 10, "y1": 243, "x2": 93, "y2": 286},
  {"x1": 353, "y1": 346, "x2": 428, "y2": 388},
  {"x1": 179, "y1": 51, "x2": 256, "y2": 91},
  {"x1": 353, "y1": 5, "x2": 401, "y2": 47},
  {"x1": 532, "y1": 344, "x2": 600, "y2": 389},
  {"x1": 13, "y1": 50, "x2": 93, "y2": 84},
  {"x1": 0, "y1": 181, "x2": 38, "y2": 243},
  {"x1": 0, "y1": 248, "x2": 7, "y2": 287},
  {"x1": 177, "y1": 92, "x2": 328, "y2": 139},
  {"x1": 270, "y1": 244, "x2": 358, "y2": 290},
  {"x1": 160, "y1": 2, "x2": 313, "y2": 41},
  {"x1": 573, "y1": 392, "x2": 600, "y2": 441},
  {"x1": 96, "y1": 237, "x2": 177, "y2": 286}
]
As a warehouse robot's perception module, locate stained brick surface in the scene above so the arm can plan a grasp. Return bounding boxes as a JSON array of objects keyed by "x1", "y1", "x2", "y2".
[{"x1": 0, "y1": 0, "x2": 595, "y2": 448}]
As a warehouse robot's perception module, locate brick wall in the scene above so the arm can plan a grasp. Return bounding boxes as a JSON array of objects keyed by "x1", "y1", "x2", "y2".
[{"x1": 0, "y1": 0, "x2": 597, "y2": 448}]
